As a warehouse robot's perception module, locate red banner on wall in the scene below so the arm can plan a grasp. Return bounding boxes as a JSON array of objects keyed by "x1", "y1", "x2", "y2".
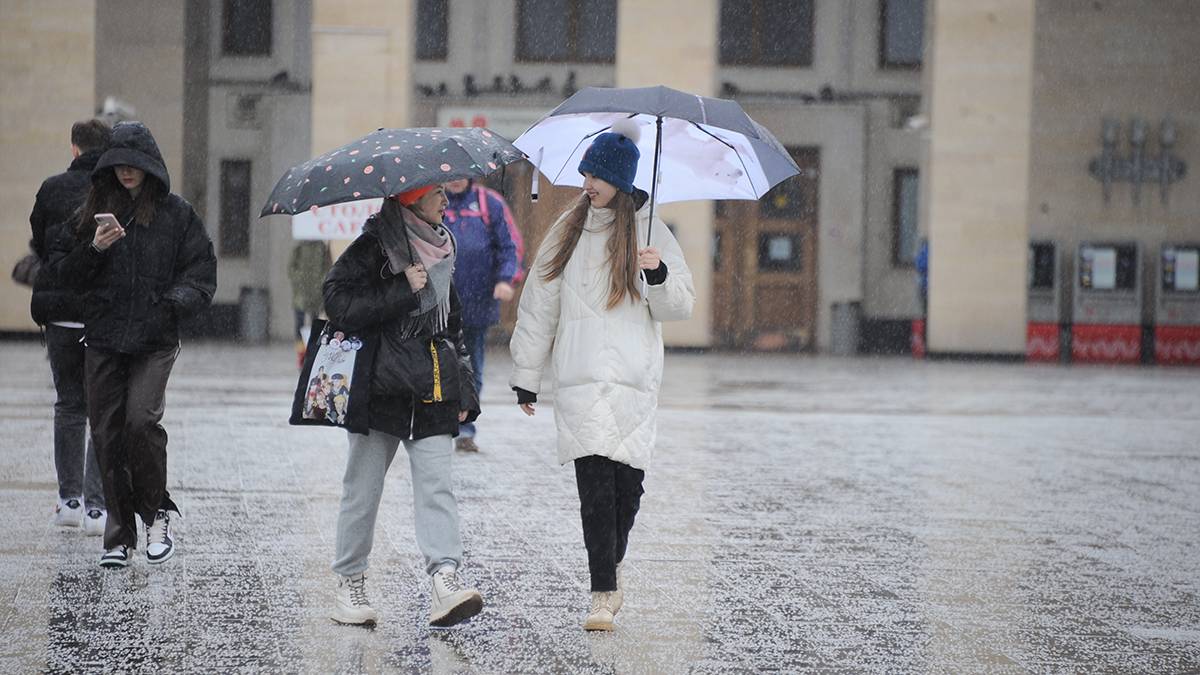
[
  {"x1": 1154, "y1": 325, "x2": 1200, "y2": 365},
  {"x1": 1026, "y1": 323, "x2": 1060, "y2": 362},
  {"x1": 1071, "y1": 324, "x2": 1141, "y2": 364}
]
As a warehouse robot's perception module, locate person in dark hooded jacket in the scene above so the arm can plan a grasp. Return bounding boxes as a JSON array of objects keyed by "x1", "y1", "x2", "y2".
[
  {"x1": 322, "y1": 183, "x2": 483, "y2": 629},
  {"x1": 441, "y1": 178, "x2": 522, "y2": 452},
  {"x1": 50, "y1": 121, "x2": 217, "y2": 569},
  {"x1": 29, "y1": 119, "x2": 112, "y2": 535}
]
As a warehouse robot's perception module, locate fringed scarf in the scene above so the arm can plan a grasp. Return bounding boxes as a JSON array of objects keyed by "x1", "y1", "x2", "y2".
[{"x1": 367, "y1": 199, "x2": 456, "y2": 338}]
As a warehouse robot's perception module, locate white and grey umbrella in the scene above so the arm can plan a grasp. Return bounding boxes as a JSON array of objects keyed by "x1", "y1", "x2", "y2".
[{"x1": 514, "y1": 85, "x2": 801, "y2": 242}]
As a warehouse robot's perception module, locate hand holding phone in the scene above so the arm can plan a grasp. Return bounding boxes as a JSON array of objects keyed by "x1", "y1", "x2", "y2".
[{"x1": 92, "y1": 213, "x2": 125, "y2": 251}]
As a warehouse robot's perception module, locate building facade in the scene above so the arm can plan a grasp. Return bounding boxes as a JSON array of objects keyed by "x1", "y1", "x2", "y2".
[{"x1": 3, "y1": 1, "x2": 1195, "y2": 358}]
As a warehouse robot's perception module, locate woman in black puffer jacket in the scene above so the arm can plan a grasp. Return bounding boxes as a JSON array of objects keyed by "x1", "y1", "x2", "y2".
[
  {"x1": 322, "y1": 183, "x2": 482, "y2": 630},
  {"x1": 51, "y1": 121, "x2": 216, "y2": 570}
]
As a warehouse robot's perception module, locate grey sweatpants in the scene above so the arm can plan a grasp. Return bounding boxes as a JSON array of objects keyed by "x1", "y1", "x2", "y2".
[{"x1": 332, "y1": 430, "x2": 463, "y2": 577}]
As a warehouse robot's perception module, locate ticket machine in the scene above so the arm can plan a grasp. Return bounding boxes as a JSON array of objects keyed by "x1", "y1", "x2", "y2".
[
  {"x1": 1026, "y1": 241, "x2": 1062, "y2": 362},
  {"x1": 1154, "y1": 243, "x2": 1200, "y2": 365},
  {"x1": 1071, "y1": 242, "x2": 1142, "y2": 364}
]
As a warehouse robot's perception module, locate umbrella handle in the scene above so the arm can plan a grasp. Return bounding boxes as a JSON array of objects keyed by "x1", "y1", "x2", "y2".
[
  {"x1": 531, "y1": 147, "x2": 543, "y2": 202},
  {"x1": 647, "y1": 116, "x2": 663, "y2": 247}
]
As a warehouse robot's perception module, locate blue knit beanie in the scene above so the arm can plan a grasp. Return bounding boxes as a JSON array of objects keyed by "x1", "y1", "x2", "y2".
[{"x1": 578, "y1": 118, "x2": 641, "y2": 194}]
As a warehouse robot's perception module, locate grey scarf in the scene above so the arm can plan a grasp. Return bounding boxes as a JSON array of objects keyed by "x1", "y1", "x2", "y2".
[{"x1": 370, "y1": 199, "x2": 456, "y2": 337}]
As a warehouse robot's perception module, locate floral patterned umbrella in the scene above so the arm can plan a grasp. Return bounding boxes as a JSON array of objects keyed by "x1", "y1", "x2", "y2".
[{"x1": 260, "y1": 127, "x2": 525, "y2": 217}]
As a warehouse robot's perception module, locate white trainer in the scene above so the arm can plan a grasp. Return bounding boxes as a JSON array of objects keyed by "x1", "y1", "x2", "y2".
[
  {"x1": 429, "y1": 565, "x2": 483, "y2": 628},
  {"x1": 584, "y1": 591, "x2": 616, "y2": 631},
  {"x1": 331, "y1": 572, "x2": 379, "y2": 625},
  {"x1": 54, "y1": 498, "x2": 84, "y2": 528},
  {"x1": 145, "y1": 510, "x2": 175, "y2": 564},
  {"x1": 84, "y1": 509, "x2": 107, "y2": 537}
]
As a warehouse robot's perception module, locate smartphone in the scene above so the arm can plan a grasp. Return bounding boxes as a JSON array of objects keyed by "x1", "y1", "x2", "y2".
[
  {"x1": 94, "y1": 213, "x2": 123, "y2": 233},
  {"x1": 94, "y1": 213, "x2": 121, "y2": 229}
]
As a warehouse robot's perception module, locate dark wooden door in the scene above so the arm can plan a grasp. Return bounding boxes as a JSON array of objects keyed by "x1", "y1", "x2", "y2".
[{"x1": 713, "y1": 147, "x2": 820, "y2": 350}]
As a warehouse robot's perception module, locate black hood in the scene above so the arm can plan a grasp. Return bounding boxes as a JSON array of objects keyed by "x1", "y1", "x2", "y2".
[{"x1": 93, "y1": 121, "x2": 170, "y2": 193}]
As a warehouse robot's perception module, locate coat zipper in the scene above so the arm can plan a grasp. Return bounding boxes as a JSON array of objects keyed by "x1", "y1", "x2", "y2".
[
  {"x1": 408, "y1": 403, "x2": 416, "y2": 440},
  {"x1": 119, "y1": 216, "x2": 137, "y2": 350}
]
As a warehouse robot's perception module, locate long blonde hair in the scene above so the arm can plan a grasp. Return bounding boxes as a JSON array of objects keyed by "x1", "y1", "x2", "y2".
[{"x1": 539, "y1": 191, "x2": 641, "y2": 310}]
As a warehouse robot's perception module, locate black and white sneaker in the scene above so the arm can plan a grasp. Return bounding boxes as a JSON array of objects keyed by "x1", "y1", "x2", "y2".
[
  {"x1": 145, "y1": 510, "x2": 175, "y2": 564},
  {"x1": 55, "y1": 498, "x2": 84, "y2": 528},
  {"x1": 84, "y1": 509, "x2": 107, "y2": 537},
  {"x1": 99, "y1": 545, "x2": 130, "y2": 569}
]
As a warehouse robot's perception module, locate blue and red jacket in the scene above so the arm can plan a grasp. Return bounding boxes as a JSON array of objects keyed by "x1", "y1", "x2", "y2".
[{"x1": 444, "y1": 184, "x2": 524, "y2": 328}]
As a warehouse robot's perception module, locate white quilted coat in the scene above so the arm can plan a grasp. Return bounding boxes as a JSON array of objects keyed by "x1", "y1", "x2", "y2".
[{"x1": 509, "y1": 201, "x2": 695, "y2": 470}]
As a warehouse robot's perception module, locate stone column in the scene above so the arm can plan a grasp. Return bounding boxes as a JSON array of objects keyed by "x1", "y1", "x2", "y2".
[
  {"x1": 0, "y1": 1, "x2": 97, "y2": 331},
  {"x1": 95, "y1": 0, "x2": 186, "y2": 188},
  {"x1": 615, "y1": 0, "x2": 718, "y2": 347},
  {"x1": 312, "y1": 0, "x2": 414, "y2": 260},
  {"x1": 924, "y1": 0, "x2": 1035, "y2": 354}
]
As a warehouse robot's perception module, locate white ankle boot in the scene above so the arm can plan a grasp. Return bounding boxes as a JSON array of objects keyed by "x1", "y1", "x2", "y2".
[
  {"x1": 584, "y1": 591, "x2": 617, "y2": 631},
  {"x1": 430, "y1": 565, "x2": 483, "y2": 628},
  {"x1": 332, "y1": 572, "x2": 379, "y2": 625}
]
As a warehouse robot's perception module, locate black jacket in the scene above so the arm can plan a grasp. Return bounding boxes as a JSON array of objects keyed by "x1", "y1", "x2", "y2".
[
  {"x1": 50, "y1": 123, "x2": 217, "y2": 354},
  {"x1": 29, "y1": 150, "x2": 104, "y2": 324},
  {"x1": 323, "y1": 222, "x2": 480, "y2": 440}
]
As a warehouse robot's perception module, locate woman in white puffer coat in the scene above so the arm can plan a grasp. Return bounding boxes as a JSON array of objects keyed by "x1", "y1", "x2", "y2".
[{"x1": 509, "y1": 119, "x2": 695, "y2": 631}]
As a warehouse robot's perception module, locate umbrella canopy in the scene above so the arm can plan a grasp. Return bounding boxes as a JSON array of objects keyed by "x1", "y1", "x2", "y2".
[
  {"x1": 261, "y1": 127, "x2": 525, "y2": 218},
  {"x1": 514, "y1": 86, "x2": 800, "y2": 204}
]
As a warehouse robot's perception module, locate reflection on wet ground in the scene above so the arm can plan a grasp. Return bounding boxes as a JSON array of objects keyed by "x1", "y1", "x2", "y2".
[{"x1": 1, "y1": 342, "x2": 1198, "y2": 672}]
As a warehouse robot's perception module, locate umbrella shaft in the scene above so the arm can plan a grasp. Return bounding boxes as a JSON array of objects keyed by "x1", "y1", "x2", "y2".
[{"x1": 648, "y1": 116, "x2": 663, "y2": 247}]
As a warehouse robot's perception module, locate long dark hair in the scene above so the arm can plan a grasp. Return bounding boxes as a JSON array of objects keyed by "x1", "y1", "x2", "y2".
[
  {"x1": 539, "y1": 191, "x2": 641, "y2": 310},
  {"x1": 77, "y1": 168, "x2": 165, "y2": 237}
]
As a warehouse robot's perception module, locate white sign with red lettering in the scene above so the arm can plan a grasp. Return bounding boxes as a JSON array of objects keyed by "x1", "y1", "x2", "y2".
[{"x1": 291, "y1": 199, "x2": 383, "y2": 240}]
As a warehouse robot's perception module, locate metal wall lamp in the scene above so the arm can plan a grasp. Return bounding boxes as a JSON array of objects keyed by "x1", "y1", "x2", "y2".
[{"x1": 1089, "y1": 117, "x2": 1187, "y2": 206}]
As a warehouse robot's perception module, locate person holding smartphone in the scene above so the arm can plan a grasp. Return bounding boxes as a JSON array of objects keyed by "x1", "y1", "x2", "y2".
[{"x1": 50, "y1": 121, "x2": 216, "y2": 569}]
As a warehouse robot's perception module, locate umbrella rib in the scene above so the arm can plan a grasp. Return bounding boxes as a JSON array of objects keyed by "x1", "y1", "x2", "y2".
[
  {"x1": 690, "y1": 122, "x2": 761, "y2": 197},
  {"x1": 550, "y1": 124, "x2": 612, "y2": 185}
]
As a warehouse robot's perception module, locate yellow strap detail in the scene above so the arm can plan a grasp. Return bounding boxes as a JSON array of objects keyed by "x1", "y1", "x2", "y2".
[{"x1": 428, "y1": 339, "x2": 443, "y2": 403}]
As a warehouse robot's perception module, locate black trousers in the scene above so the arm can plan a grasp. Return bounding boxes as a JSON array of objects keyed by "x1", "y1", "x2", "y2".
[
  {"x1": 574, "y1": 455, "x2": 645, "y2": 592},
  {"x1": 85, "y1": 347, "x2": 180, "y2": 549}
]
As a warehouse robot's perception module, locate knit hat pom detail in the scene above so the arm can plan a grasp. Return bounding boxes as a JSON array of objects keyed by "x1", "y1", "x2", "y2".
[{"x1": 610, "y1": 118, "x2": 642, "y2": 144}]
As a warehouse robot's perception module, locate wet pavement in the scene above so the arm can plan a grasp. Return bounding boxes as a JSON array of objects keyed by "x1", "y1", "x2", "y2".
[{"x1": 0, "y1": 340, "x2": 1198, "y2": 673}]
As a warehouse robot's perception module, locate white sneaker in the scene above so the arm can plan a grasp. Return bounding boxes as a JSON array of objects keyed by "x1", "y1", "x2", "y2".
[
  {"x1": 584, "y1": 591, "x2": 616, "y2": 631},
  {"x1": 611, "y1": 562, "x2": 625, "y2": 616},
  {"x1": 54, "y1": 498, "x2": 84, "y2": 527},
  {"x1": 99, "y1": 545, "x2": 130, "y2": 569},
  {"x1": 145, "y1": 510, "x2": 175, "y2": 564},
  {"x1": 84, "y1": 509, "x2": 107, "y2": 537},
  {"x1": 429, "y1": 565, "x2": 483, "y2": 628},
  {"x1": 331, "y1": 572, "x2": 379, "y2": 625}
]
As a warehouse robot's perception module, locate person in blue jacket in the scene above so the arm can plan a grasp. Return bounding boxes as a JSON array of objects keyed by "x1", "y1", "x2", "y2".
[{"x1": 442, "y1": 178, "x2": 523, "y2": 452}]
